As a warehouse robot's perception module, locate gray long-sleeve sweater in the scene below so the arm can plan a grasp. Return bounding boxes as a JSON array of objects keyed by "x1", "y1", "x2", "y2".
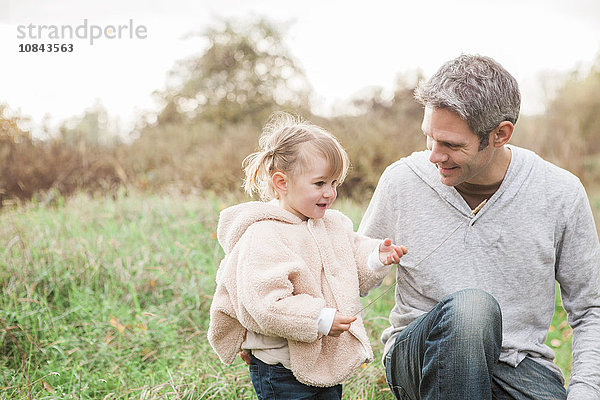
[{"x1": 358, "y1": 145, "x2": 600, "y2": 398}]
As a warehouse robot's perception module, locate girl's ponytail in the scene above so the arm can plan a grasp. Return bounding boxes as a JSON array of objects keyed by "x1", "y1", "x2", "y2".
[
  {"x1": 242, "y1": 149, "x2": 274, "y2": 200},
  {"x1": 242, "y1": 112, "x2": 348, "y2": 201}
]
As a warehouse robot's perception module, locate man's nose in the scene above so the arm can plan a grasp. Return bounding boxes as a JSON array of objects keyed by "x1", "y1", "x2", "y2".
[{"x1": 428, "y1": 141, "x2": 448, "y2": 164}]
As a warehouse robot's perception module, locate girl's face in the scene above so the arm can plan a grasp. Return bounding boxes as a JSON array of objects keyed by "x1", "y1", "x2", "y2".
[{"x1": 278, "y1": 155, "x2": 338, "y2": 221}]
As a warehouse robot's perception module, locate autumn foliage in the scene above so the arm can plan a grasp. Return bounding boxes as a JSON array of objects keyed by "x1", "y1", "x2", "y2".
[{"x1": 1, "y1": 19, "x2": 599, "y2": 207}]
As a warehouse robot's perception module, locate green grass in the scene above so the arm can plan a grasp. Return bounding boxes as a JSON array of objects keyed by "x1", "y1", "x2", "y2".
[{"x1": 0, "y1": 193, "x2": 574, "y2": 399}]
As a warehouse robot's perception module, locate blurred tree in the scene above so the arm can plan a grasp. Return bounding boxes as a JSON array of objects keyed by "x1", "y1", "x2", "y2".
[
  {"x1": 155, "y1": 18, "x2": 312, "y2": 127},
  {"x1": 322, "y1": 73, "x2": 425, "y2": 201},
  {"x1": 545, "y1": 55, "x2": 600, "y2": 153},
  {"x1": 59, "y1": 101, "x2": 120, "y2": 147},
  {"x1": 541, "y1": 54, "x2": 600, "y2": 183},
  {"x1": 0, "y1": 103, "x2": 124, "y2": 203},
  {"x1": 0, "y1": 105, "x2": 35, "y2": 202},
  {"x1": 0, "y1": 104, "x2": 32, "y2": 142},
  {"x1": 350, "y1": 71, "x2": 424, "y2": 121}
]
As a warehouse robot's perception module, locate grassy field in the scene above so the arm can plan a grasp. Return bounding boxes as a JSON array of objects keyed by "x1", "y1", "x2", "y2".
[{"x1": 0, "y1": 192, "x2": 575, "y2": 399}]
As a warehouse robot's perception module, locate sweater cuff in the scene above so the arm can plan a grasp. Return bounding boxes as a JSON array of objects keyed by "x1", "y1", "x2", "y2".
[
  {"x1": 317, "y1": 307, "x2": 336, "y2": 335},
  {"x1": 368, "y1": 244, "x2": 388, "y2": 271},
  {"x1": 567, "y1": 382, "x2": 600, "y2": 399}
]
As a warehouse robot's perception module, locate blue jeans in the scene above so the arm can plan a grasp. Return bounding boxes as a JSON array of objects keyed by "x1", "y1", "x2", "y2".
[
  {"x1": 249, "y1": 353, "x2": 342, "y2": 399},
  {"x1": 385, "y1": 289, "x2": 566, "y2": 399}
]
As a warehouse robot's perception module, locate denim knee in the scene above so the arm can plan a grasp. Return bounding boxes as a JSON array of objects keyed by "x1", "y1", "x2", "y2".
[{"x1": 440, "y1": 288, "x2": 502, "y2": 339}]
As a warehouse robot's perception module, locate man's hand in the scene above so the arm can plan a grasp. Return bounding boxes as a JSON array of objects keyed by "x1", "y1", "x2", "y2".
[
  {"x1": 379, "y1": 238, "x2": 407, "y2": 265},
  {"x1": 328, "y1": 312, "x2": 357, "y2": 337}
]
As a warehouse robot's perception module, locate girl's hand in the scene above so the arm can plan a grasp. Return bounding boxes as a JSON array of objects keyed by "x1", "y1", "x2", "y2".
[
  {"x1": 328, "y1": 312, "x2": 357, "y2": 337},
  {"x1": 238, "y1": 330, "x2": 251, "y2": 365},
  {"x1": 379, "y1": 238, "x2": 407, "y2": 265},
  {"x1": 238, "y1": 350, "x2": 251, "y2": 365}
]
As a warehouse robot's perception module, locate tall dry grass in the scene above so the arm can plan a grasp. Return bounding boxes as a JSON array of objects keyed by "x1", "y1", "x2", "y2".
[
  {"x1": 1, "y1": 55, "x2": 599, "y2": 212},
  {"x1": 0, "y1": 119, "x2": 124, "y2": 206}
]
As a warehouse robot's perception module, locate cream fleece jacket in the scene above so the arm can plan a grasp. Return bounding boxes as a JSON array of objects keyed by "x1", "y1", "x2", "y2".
[{"x1": 208, "y1": 201, "x2": 389, "y2": 387}]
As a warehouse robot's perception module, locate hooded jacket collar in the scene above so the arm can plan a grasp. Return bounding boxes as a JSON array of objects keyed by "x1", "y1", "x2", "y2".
[
  {"x1": 217, "y1": 200, "x2": 304, "y2": 253},
  {"x1": 403, "y1": 145, "x2": 535, "y2": 219}
]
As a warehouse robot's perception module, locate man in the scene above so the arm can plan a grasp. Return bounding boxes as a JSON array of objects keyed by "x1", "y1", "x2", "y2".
[{"x1": 358, "y1": 54, "x2": 600, "y2": 399}]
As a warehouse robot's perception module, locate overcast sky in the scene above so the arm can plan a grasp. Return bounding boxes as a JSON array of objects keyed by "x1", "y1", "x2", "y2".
[{"x1": 1, "y1": 0, "x2": 599, "y2": 136}]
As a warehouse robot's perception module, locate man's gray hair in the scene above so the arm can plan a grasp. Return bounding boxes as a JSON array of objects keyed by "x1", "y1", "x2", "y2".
[{"x1": 414, "y1": 54, "x2": 521, "y2": 150}]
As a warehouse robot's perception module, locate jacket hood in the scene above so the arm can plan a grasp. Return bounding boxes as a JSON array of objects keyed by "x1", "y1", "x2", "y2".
[{"x1": 217, "y1": 201, "x2": 303, "y2": 253}]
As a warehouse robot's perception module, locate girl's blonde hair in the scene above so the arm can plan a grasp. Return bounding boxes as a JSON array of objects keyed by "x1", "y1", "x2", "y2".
[{"x1": 243, "y1": 112, "x2": 349, "y2": 200}]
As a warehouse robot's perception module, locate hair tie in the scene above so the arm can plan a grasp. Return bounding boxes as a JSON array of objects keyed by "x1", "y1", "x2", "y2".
[{"x1": 267, "y1": 149, "x2": 275, "y2": 157}]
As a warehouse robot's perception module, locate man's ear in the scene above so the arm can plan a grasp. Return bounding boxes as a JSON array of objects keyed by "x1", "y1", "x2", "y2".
[
  {"x1": 492, "y1": 121, "x2": 514, "y2": 147},
  {"x1": 272, "y1": 171, "x2": 288, "y2": 194}
]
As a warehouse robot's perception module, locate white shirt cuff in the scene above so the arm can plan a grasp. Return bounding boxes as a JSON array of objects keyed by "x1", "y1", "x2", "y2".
[
  {"x1": 368, "y1": 244, "x2": 388, "y2": 271},
  {"x1": 317, "y1": 307, "x2": 337, "y2": 335}
]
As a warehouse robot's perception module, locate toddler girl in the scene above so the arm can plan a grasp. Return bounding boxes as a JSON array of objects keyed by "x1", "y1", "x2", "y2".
[{"x1": 208, "y1": 112, "x2": 406, "y2": 399}]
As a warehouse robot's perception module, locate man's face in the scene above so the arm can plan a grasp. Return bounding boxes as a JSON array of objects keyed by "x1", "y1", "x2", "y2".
[{"x1": 421, "y1": 106, "x2": 495, "y2": 186}]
